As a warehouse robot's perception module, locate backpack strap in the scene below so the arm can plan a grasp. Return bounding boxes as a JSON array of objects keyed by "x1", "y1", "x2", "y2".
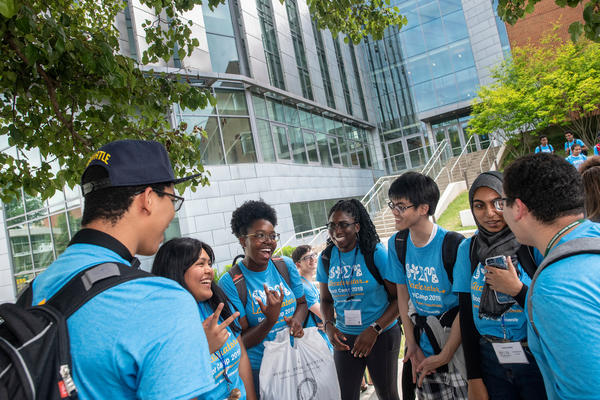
[
  {"x1": 45, "y1": 262, "x2": 151, "y2": 318},
  {"x1": 527, "y1": 237, "x2": 600, "y2": 336},
  {"x1": 320, "y1": 242, "x2": 334, "y2": 276},
  {"x1": 271, "y1": 257, "x2": 291, "y2": 288},
  {"x1": 364, "y1": 250, "x2": 384, "y2": 286},
  {"x1": 394, "y1": 229, "x2": 410, "y2": 269},
  {"x1": 469, "y1": 236, "x2": 479, "y2": 274},
  {"x1": 441, "y1": 231, "x2": 465, "y2": 284}
]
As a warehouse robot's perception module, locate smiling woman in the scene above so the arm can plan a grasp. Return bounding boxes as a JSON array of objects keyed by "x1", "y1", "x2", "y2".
[{"x1": 218, "y1": 200, "x2": 308, "y2": 397}]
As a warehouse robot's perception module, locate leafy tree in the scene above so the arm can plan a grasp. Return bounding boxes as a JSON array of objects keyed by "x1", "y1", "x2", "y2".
[
  {"x1": 0, "y1": 0, "x2": 405, "y2": 204},
  {"x1": 469, "y1": 33, "x2": 600, "y2": 157},
  {"x1": 497, "y1": 0, "x2": 600, "y2": 42}
]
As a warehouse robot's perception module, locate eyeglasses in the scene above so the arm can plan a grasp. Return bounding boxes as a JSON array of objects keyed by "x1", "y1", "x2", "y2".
[
  {"x1": 326, "y1": 221, "x2": 357, "y2": 231},
  {"x1": 387, "y1": 201, "x2": 415, "y2": 213},
  {"x1": 153, "y1": 190, "x2": 185, "y2": 212},
  {"x1": 246, "y1": 232, "x2": 280, "y2": 242},
  {"x1": 492, "y1": 198, "x2": 511, "y2": 212},
  {"x1": 301, "y1": 253, "x2": 317, "y2": 262}
]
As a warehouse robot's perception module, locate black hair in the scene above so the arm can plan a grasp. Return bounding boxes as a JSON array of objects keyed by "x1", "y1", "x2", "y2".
[
  {"x1": 503, "y1": 153, "x2": 584, "y2": 223},
  {"x1": 388, "y1": 171, "x2": 440, "y2": 216},
  {"x1": 572, "y1": 143, "x2": 582, "y2": 149},
  {"x1": 327, "y1": 199, "x2": 380, "y2": 254},
  {"x1": 81, "y1": 165, "x2": 169, "y2": 226},
  {"x1": 539, "y1": 135, "x2": 547, "y2": 140},
  {"x1": 291, "y1": 245, "x2": 311, "y2": 263},
  {"x1": 151, "y1": 237, "x2": 240, "y2": 333},
  {"x1": 230, "y1": 199, "x2": 277, "y2": 237}
]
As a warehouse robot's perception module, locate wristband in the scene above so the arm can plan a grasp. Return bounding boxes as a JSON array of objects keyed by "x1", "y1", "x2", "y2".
[{"x1": 323, "y1": 320, "x2": 334, "y2": 332}]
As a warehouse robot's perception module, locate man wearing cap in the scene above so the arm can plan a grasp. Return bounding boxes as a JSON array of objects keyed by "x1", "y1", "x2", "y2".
[{"x1": 29, "y1": 140, "x2": 214, "y2": 399}]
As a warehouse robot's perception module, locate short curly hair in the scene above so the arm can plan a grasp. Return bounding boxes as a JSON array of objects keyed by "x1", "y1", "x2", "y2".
[
  {"x1": 503, "y1": 153, "x2": 584, "y2": 223},
  {"x1": 230, "y1": 199, "x2": 277, "y2": 237}
]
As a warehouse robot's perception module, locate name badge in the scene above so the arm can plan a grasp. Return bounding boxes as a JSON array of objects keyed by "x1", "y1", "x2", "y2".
[
  {"x1": 492, "y1": 342, "x2": 529, "y2": 364},
  {"x1": 344, "y1": 309, "x2": 362, "y2": 326}
]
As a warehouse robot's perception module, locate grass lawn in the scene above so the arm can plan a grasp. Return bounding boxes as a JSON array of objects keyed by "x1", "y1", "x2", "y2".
[{"x1": 437, "y1": 191, "x2": 476, "y2": 232}]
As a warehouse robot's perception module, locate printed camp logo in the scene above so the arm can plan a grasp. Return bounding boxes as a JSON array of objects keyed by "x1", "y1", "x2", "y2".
[{"x1": 296, "y1": 377, "x2": 317, "y2": 400}]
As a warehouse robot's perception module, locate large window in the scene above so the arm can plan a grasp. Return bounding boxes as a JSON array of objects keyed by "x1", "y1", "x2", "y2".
[
  {"x1": 285, "y1": 0, "x2": 313, "y2": 100},
  {"x1": 256, "y1": 0, "x2": 285, "y2": 89},
  {"x1": 175, "y1": 89, "x2": 257, "y2": 165},
  {"x1": 348, "y1": 42, "x2": 368, "y2": 120},
  {"x1": 290, "y1": 197, "x2": 360, "y2": 237},
  {"x1": 203, "y1": 0, "x2": 240, "y2": 74},
  {"x1": 333, "y1": 35, "x2": 353, "y2": 115},
  {"x1": 251, "y1": 93, "x2": 373, "y2": 169},
  {"x1": 311, "y1": 20, "x2": 335, "y2": 109}
]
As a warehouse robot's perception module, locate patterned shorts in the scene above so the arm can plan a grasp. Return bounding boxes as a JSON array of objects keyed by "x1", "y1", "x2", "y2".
[{"x1": 416, "y1": 371, "x2": 468, "y2": 400}]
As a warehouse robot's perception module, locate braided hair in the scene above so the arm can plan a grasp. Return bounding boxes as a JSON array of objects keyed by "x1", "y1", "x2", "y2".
[{"x1": 327, "y1": 199, "x2": 380, "y2": 254}]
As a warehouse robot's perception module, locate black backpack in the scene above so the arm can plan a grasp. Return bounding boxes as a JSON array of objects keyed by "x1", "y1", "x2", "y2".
[
  {"x1": 320, "y1": 242, "x2": 383, "y2": 286},
  {"x1": 468, "y1": 236, "x2": 538, "y2": 278},
  {"x1": 0, "y1": 262, "x2": 149, "y2": 400},
  {"x1": 227, "y1": 256, "x2": 291, "y2": 309},
  {"x1": 394, "y1": 229, "x2": 465, "y2": 284}
]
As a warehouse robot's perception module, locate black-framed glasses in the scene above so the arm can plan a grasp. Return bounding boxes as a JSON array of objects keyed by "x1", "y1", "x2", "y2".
[
  {"x1": 246, "y1": 232, "x2": 280, "y2": 242},
  {"x1": 301, "y1": 253, "x2": 317, "y2": 262},
  {"x1": 493, "y1": 197, "x2": 511, "y2": 212},
  {"x1": 387, "y1": 201, "x2": 415, "y2": 213},
  {"x1": 154, "y1": 190, "x2": 185, "y2": 212},
  {"x1": 326, "y1": 221, "x2": 357, "y2": 231}
]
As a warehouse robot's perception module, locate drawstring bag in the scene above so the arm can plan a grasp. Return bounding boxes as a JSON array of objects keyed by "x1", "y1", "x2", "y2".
[{"x1": 259, "y1": 327, "x2": 340, "y2": 400}]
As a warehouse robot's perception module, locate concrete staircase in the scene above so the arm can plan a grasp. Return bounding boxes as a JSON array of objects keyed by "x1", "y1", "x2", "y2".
[{"x1": 372, "y1": 146, "x2": 500, "y2": 239}]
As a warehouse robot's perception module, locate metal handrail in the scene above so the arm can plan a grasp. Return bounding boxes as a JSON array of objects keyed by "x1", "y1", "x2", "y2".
[
  {"x1": 421, "y1": 139, "x2": 449, "y2": 177},
  {"x1": 274, "y1": 225, "x2": 328, "y2": 254},
  {"x1": 449, "y1": 135, "x2": 476, "y2": 178},
  {"x1": 479, "y1": 144, "x2": 496, "y2": 173}
]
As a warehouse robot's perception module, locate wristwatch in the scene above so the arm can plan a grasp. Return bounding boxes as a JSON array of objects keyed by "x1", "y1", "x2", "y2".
[{"x1": 370, "y1": 322, "x2": 382, "y2": 335}]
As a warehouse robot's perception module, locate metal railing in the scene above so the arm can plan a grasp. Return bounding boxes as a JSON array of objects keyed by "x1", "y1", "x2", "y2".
[
  {"x1": 448, "y1": 135, "x2": 477, "y2": 181},
  {"x1": 422, "y1": 139, "x2": 452, "y2": 181},
  {"x1": 479, "y1": 143, "x2": 499, "y2": 173}
]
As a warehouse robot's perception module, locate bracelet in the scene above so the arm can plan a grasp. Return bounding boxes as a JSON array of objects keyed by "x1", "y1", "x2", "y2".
[{"x1": 323, "y1": 320, "x2": 335, "y2": 331}]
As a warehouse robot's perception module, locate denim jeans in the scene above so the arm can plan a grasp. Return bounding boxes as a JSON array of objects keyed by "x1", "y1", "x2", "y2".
[{"x1": 479, "y1": 338, "x2": 547, "y2": 400}]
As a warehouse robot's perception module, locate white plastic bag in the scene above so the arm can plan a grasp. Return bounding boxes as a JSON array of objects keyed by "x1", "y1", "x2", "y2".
[{"x1": 259, "y1": 327, "x2": 341, "y2": 400}]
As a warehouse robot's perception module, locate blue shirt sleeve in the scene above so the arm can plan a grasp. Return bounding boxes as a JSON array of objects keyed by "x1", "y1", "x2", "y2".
[
  {"x1": 123, "y1": 288, "x2": 216, "y2": 400},
  {"x1": 384, "y1": 233, "x2": 406, "y2": 284},
  {"x1": 302, "y1": 280, "x2": 319, "y2": 307},
  {"x1": 535, "y1": 146, "x2": 540, "y2": 153},
  {"x1": 595, "y1": 145, "x2": 600, "y2": 156},
  {"x1": 218, "y1": 272, "x2": 246, "y2": 318},
  {"x1": 283, "y1": 256, "x2": 305, "y2": 299},
  {"x1": 452, "y1": 238, "x2": 472, "y2": 293},
  {"x1": 577, "y1": 139, "x2": 585, "y2": 147}
]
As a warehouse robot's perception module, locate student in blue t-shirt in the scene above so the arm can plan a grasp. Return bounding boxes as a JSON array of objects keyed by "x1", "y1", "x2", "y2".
[
  {"x1": 565, "y1": 143, "x2": 587, "y2": 170},
  {"x1": 502, "y1": 153, "x2": 600, "y2": 400},
  {"x1": 291, "y1": 245, "x2": 332, "y2": 349},
  {"x1": 30, "y1": 140, "x2": 215, "y2": 399},
  {"x1": 452, "y1": 171, "x2": 546, "y2": 400},
  {"x1": 384, "y1": 172, "x2": 467, "y2": 400},
  {"x1": 317, "y1": 199, "x2": 400, "y2": 400},
  {"x1": 534, "y1": 135, "x2": 554, "y2": 154},
  {"x1": 152, "y1": 238, "x2": 257, "y2": 400},
  {"x1": 219, "y1": 200, "x2": 308, "y2": 396},
  {"x1": 564, "y1": 131, "x2": 587, "y2": 155}
]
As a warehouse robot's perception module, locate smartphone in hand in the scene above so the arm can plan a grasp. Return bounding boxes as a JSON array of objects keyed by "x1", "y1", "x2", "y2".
[{"x1": 484, "y1": 256, "x2": 516, "y2": 305}]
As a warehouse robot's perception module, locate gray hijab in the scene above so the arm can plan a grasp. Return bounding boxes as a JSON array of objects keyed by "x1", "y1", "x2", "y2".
[{"x1": 469, "y1": 171, "x2": 520, "y2": 265}]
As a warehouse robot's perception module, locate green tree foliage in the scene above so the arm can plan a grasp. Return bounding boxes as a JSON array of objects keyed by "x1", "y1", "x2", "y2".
[
  {"x1": 469, "y1": 33, "x2": 600, "y2": 157},
  {"x1": 0, "y1": 0, "x2": 404, "y2": 203},
  {"x1": 497, "y1": 0, "x2": 600, "y2": 42}
]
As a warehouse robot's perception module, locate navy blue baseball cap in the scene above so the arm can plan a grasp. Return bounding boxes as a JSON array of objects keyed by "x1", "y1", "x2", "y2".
[{"x1": 81, "y1": 140, "x2": 199, "y2": 195}]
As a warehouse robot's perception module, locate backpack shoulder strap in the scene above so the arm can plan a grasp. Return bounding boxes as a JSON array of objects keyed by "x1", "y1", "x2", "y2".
[
  {"x1": 394, "y1": 229, "x2": 410, "y2": 269},
  {"x1": 46, "y1": 262, "x2": 151, "y2": 318},
  {"x1": 271, "y1": 257, "x2": 291, "y2": 288},
  {"x1": 320, "y1": 242, "x2": 335, "y2": 276},
  {"x1": 227, "y1": 261, "x2": 247, "y2": 309},
  {"x1": 441, "y1": 231, "x2": 465, "y2": 284},
  {"x1": 516, "y1": 245, "x2": 538, "y2": 279},
  {"x1": 528, "y1": 237, "x2": 600, "y2": 336},
  {"x1": 364, "y1": 250, "x2": 384, "y2": 286},
  {"x1": 469, "y1": 235, "x2": 479, "y2": 274}
]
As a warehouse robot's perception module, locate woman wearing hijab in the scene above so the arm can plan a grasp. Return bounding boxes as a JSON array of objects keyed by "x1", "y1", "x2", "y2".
[{"x1": 452, "y1": 171, "x2": 547, "y2": 400}]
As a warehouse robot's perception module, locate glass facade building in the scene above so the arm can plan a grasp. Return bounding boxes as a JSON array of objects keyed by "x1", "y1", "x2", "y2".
[{"x1": 361, "y1": 0, "x2": 510, "y2": 172}]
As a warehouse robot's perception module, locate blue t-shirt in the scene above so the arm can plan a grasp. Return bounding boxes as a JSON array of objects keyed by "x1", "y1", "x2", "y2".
[
  {"x1": 301, "y1": 276, "x2": 332, "y2": 349},
  {"x1": 527, "y1": 220, "x2": 600, "y2": 400},
  {"x1": 566, "y1": 154, "x2": 587, "y2": 170},
  {"x1": 31, "y1": 243, "x2": 215, "y2": 400},
  {"x1": 218, "y1": 257, "x2": 304, "y2": 370},
  {"x1": 198, "y1": 302, "x2": 246, "y2": 400},
  {"x1": 535, "y1": 144, "x2": 554, "y2": 153},
  {"x1": 316, "y1": 243, "x2": 395, "y2": 335},
  {"x1": 385, "y1": 226, "x2": 459, "y2": 356},
  {"x1": 594, "y1": 144, "x2": 600, "y2": 156},
  {"x1": 452, "y1": 236, "x2": 542, "y2": 340},
  {"x1": 564, "y1": 138, "x2": 585, "y2": 153}
]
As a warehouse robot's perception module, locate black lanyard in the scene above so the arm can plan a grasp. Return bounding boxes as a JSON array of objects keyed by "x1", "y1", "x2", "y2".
[
  {"x1": 544, "y1": 219, "x2": 584, "y2": 256},
  {"x1": 337, "y1": 247, "x2": 359, "y2": 300}
]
